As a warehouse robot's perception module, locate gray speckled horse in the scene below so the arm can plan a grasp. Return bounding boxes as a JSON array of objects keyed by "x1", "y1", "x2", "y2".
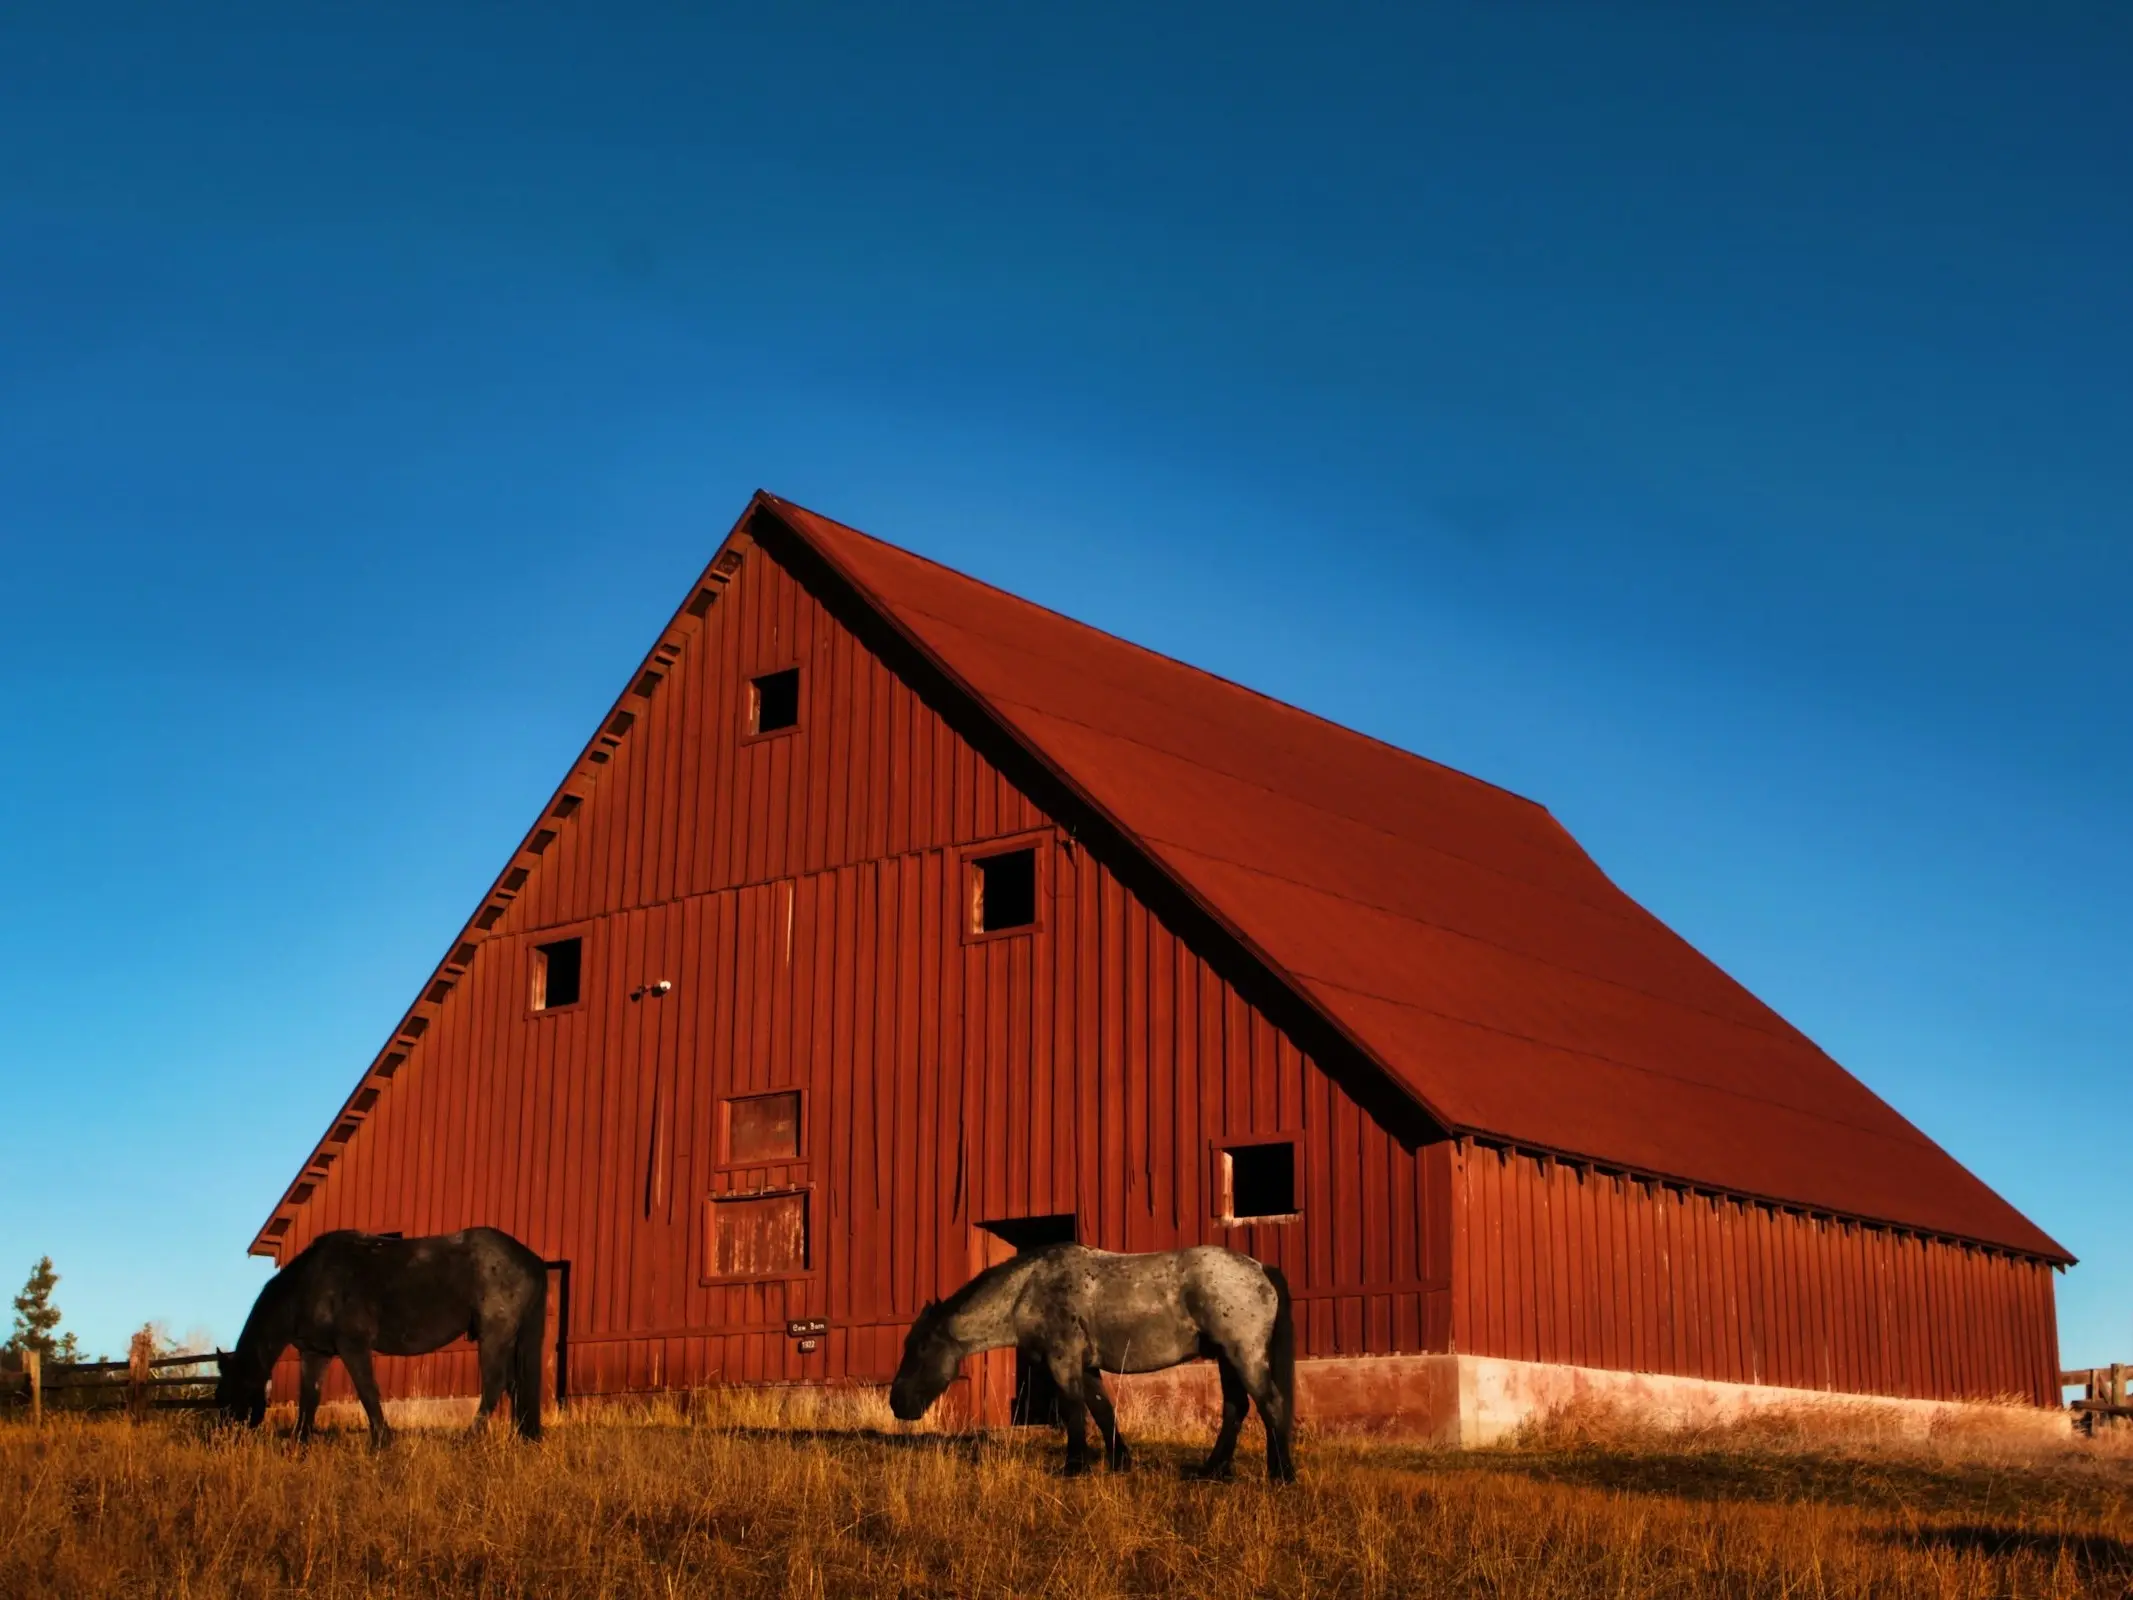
[
  {"x1": 216, "y1": 1227, "x2": 548, "y2": 1446},
  {"x1": 889, "y1": 1244, "x2": 1296, "y2": 1481}
]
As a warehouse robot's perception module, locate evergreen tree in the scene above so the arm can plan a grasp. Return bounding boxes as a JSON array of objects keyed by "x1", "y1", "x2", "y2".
[{"x1": 6, "y1": 1256, "x2": 82, "y2": 1367}]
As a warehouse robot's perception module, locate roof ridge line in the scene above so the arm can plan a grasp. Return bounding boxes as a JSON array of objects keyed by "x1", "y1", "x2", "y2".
[
  {"x1": 974, "y1": 685, "x2": 1654, "y2": 927},
  {"x1": 760, "y1": 494, "x2": 1555, "y2": 817}
]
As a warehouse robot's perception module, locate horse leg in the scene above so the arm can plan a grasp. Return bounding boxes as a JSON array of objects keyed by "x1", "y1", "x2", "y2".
[
  {"x1": 1191, "y1": 1355, "x2": 1249, "y2": 1480},
  {"x1": 1253, "y1": 1377, "x2": 1295, "y2": 1484},
  {"x1": 295, "y1": 1350, "x2": 329, "y2": 1443},
  {"x1": 473, "y1": 1327, "x2": 510, "y2": 1432},
  {"x1": 513, "y1": 1309, "x2": 546, "y2": 1441},
  {"x1": 1084, "y1": 1369, "x2": 1130, "y2": 1472},
  {"x1": 339, "y1": 1342, "x2": 394, "y2": 1450},
  {"x1": 1045, "y1": 1352, "x2": 1093, "y2": 1477},
  {"x1": 1234, "y1": 1353, "x2": 1296, "y2": 1484}
]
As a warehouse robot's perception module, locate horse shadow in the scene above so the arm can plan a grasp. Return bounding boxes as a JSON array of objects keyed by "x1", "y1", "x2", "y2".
[
  {"x1": 1885, "y1": 1524, "x2": 2133, "y2": 1574},
  {"x1": 703, "y1": 1423, "x2": 1268, "y2": 1481}
]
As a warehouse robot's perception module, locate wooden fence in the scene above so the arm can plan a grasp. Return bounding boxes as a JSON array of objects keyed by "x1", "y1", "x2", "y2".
[
  {"x1": 2062, "y1": 1365, "x2": 2132, "y2": 1426},
  {"x1": 8, "y1": 1344, "x2": 2129, "y2": 1430},
  {"x1": 4, "y1": 1335, "x2": 229, "y2": 1425}
]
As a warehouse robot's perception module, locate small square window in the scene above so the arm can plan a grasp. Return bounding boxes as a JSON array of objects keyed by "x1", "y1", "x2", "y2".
[
  {"x1": 726, "y1": 1091, "x2": 801, "y2": 1165},
  {"x1": 751, "y1": 669, "x2": 800, "y2": 735},
  {"x1": 1222, "y1": 1141, "x2": 1297, "y2": 1221},
  {"x1": 706, "y1": 1190, "x2": 808, "y2": 1279},
  {"x1": 533, "y1": 937, "x2": 583, "y2": 1010},
  {"x1": 973, "y1": 848, "x2": 1037, "y2": 933}
]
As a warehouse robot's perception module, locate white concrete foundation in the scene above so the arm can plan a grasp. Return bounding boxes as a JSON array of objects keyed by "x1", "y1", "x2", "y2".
[{"x1": 1109, "y1": 1352, "x2": 2070, "y2": 1448}]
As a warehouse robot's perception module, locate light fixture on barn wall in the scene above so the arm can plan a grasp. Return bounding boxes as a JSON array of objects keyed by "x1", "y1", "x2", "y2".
[{"x1": 629, "y1": 979, "x2": 673, "y2": 1002}]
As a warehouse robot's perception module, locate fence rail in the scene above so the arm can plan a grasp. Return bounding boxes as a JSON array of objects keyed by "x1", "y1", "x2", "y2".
[
  {"x1": 46, "y1": 1351, "x2": 234, "y2": 1377},
  {"x1": 4, "y1": 1340, "x2": 231, "y2": 1424},
  {"x1": 2061, "y1": 1365, "x2": 2130, "y2": 1429}
]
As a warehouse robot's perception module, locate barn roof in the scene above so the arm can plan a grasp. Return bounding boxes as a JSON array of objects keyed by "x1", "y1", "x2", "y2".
[{"x1": 759, "y1": 494, "x2": 2067, "y2": 1262}]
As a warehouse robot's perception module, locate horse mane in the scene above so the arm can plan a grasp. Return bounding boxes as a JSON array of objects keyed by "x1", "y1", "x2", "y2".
[
  {"x1": 230, "y1": 1230, "x2": 375, "y2": 1369},
  {"x1": 229, "y1": 1264, "x2": 298, "y2": 1375},
  {"x1": 930, "y1": 1245, "x2": 1060, "y2": 1323}
]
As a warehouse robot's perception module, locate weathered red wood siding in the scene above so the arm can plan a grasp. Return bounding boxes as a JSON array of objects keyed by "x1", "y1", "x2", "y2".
[
  {"x1": 271, "y1": 528, "x2": 2060, "y2": 1416},
  {"x1": 1451, "y1": 1143, "x2": 2060, "y2": 1405},
  {"x1": 276, "y1": 536, "x2": 1447, "y2": 1404}
]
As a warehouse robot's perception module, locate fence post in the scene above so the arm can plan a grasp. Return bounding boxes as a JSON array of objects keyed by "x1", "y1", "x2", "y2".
[
  {"x1": 128, "y1": 1329, "x2": 153, "y2": 1421},
  {"x1": 25, "y1": 1351, "x2": 39, "y2": 1428}
]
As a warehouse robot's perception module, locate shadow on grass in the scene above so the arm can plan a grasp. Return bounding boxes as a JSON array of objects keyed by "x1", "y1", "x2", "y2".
[
  {"x1": 1472, "y1": 1449, "x2": 1957, "y2": 1509},
  {"x1": 1889, "y1": 1523, "x2": 2133, "y2": 1581},
  {"x1": 702, "y1": 1426, "x2": 1281, "y2": 1484},
  {"x1": 1308, "y1": 1442, "x2": 2129, "y2": 1523}
]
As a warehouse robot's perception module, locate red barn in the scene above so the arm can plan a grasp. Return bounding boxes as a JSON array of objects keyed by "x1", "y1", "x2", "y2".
[{"x1": 252, "y1": 493, "x2": 2067, "y2": 1440}]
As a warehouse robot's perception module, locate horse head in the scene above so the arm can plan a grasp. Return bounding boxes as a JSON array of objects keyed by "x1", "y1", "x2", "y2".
[
  {"x1": 214, "y1": 1350, "x2": 268, "y2": 1428},
  {"x1": 888, "y1": 1298, "x2": 958, "y2": 1421}
]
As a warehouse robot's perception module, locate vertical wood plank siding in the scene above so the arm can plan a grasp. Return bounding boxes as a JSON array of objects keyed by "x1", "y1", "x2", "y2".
[
  {"x1": 272, "y1": 537, "x2": 2059, "y2": 1413},
  {"x1": 276, "y1": 542, "x2": 1445, "y2": 1401},
  {"x1": 1450, "y1": 1144, "x2": 2060, "y2": 1405}
]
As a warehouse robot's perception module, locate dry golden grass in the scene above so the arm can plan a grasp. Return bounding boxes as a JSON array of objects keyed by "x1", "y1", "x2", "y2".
[{"x1": 3, "y1": 1389, "x2": 2129, "y2": 1598}]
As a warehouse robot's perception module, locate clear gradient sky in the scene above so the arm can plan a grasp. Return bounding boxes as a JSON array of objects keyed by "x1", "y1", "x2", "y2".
[{"x1": 2, "y1": 2, "x2": 2126, "y2": 1371}]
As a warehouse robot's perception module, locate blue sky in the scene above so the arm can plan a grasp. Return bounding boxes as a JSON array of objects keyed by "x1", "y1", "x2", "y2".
[{"x1": 2, "y1": 2, "x2": 2126, "y2": 1371}]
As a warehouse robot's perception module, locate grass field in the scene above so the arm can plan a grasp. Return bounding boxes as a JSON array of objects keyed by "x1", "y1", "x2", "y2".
[{"x1": 3, "y1": 1390, "x2": 2129, "y2": 1598}]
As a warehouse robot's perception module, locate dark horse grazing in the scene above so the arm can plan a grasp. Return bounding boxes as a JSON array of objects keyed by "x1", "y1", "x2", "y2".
[
  {"x1": 890, "y1": 1244, "x2": 1296, "y2": 1481},
  {"x1": 216, "y1": 1227, "x2": 547, "y2": 1446}
]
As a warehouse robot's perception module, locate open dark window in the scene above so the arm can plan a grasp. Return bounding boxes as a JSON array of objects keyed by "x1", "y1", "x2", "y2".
[
  {"x1": 533, "y1": 937, "x2": 583, "y2": 1010},
  {"x1": 751, "y1": 669, "x2": 800, "y2": 735},
  {"x1": 973, "y1": 848, "x2": 1037, "y2": 933},
  {"x1": 1222, "y1": 1141, "x2": 1297, "y2": 1221},
  {"x1": 978, "y1": 1214, "x2": 1076, "y2": 1254}
]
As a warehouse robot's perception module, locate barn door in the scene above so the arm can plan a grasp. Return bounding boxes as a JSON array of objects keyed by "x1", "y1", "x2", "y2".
[
  {"x1": 543, "y1": 1260, "x2": 571, "y2": 1412},
  {"x1": 980, "y1": 1215, "x2": 1077, "y2": 1427},
  {"x1": 964, "y1": 1228, "x2": 1020, "y2": 1427}
]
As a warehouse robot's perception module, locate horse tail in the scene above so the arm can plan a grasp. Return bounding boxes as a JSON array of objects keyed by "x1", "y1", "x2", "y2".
[
  {"x1": 1264, "y1": 1262, "x2": 1295, "y2": 1417},
  {"x1": 512, "y1": 1277, "x2": 548, "y2": 1441}
]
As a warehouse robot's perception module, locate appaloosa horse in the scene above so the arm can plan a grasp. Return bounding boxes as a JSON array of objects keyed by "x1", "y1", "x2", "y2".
[
  {"x1": 889, "y1": 1243, "x2": 1296, "y2": 1481},
  {"x1": 216, "y1": 1227, "x2": 548, "y2": 1445}
]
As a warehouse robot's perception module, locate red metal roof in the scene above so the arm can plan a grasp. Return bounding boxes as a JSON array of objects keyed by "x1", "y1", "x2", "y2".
[{"x1": 762, "y1": 494, "x2": 2067, "y2": 1262}]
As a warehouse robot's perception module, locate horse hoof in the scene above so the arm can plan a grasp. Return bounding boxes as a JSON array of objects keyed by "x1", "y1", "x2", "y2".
[{"x1": 1061, "y1": 1460, "x2": 1092, "y2": 1478}]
